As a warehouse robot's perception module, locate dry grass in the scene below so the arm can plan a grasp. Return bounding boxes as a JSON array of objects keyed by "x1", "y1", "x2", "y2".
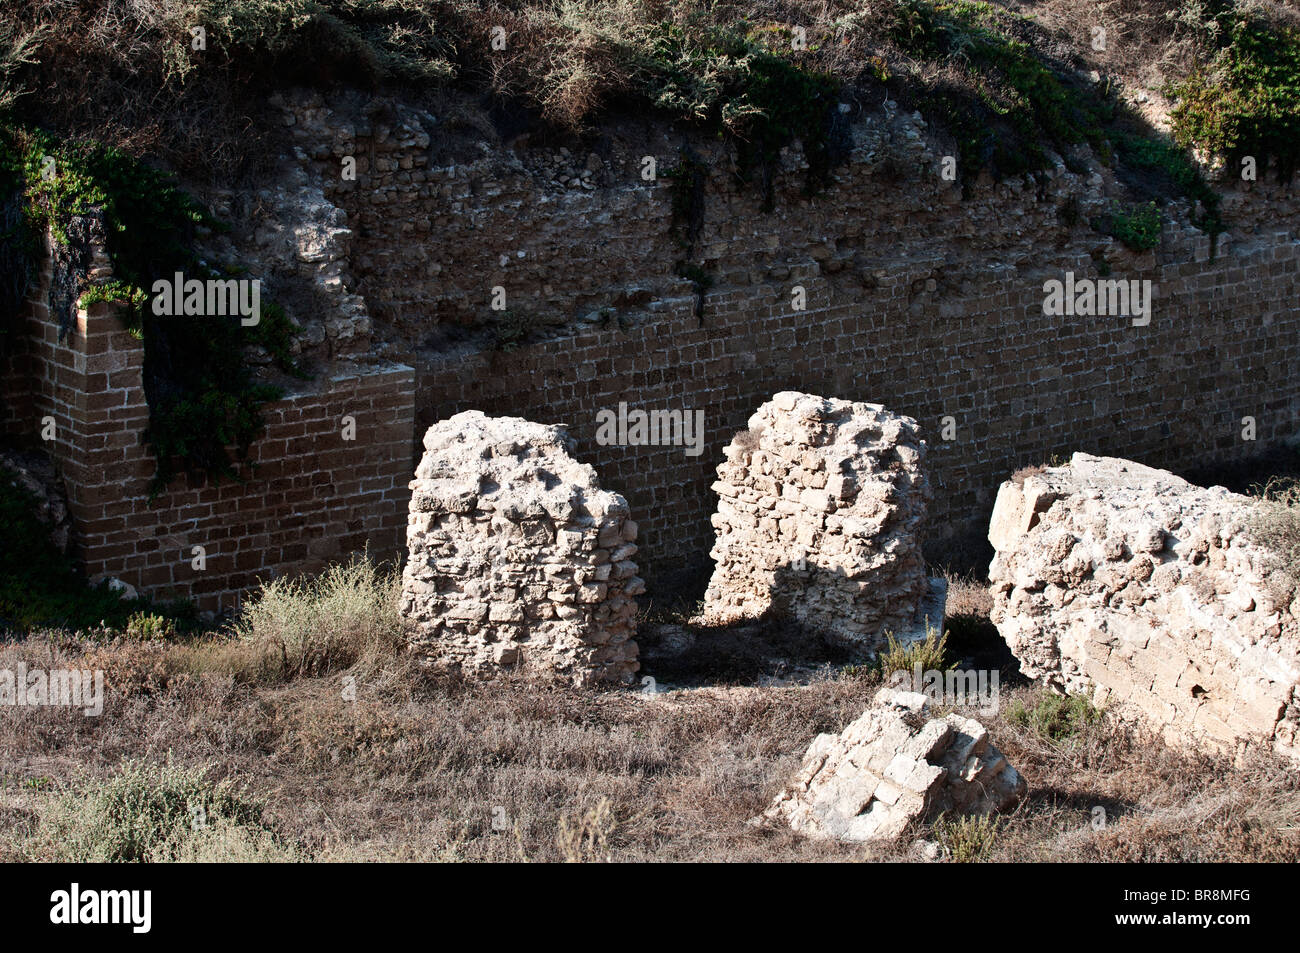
[
  {"x1": 2, "y1": 620, "x2": 1296, "y2": 862},
  {"x1": 6, "y1": 0, "x2": 1278, "y2": 183},
  {"x1": 943, "y1": 569, "x2": 994, "y2": 619}
]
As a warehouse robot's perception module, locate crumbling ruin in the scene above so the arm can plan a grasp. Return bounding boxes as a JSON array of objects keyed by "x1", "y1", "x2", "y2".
[
  {"x1": 700, "y1": 391, "x2": 931, "y2": 651},
  {"x1": 401, "y1": 411, "x2": 643, "y2": 685},
  {"x1": 763, "y1": 688, "x2": 1025, "y2": 842},
  {"x1": 989, "y1": 452, "x2": 1300, "y2": 764}
]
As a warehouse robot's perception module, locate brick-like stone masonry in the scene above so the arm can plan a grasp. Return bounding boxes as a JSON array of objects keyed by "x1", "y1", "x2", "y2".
[
  {"x1": 989, "y1": 452, "x2": 1300, "y2": 764},
  {"x1": 4, "y1": 86, "x2": 1300, "y2": 604},
  {"x1": 763, "y1": 687, "x2": 1025, "y2": 843},
  {"x1": 401, "y1": 411, "x2": 643, "y2": 685},
  {"x1": 277, "y1": 85, "x2": 1298, "y2": 587},
  {"x1": 0, "y1": 238, "x2": 414, "y2": 613},
  {"x1": 700, "y1": 391, "x2": 929, "y2": 651}
]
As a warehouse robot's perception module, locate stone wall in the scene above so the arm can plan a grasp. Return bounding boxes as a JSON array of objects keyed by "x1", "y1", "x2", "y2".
[
  {"x1": 409, "y1": 233, "x2": 1300, "y2": 588},
  {"x1": 4, "y1": 88, "x2": 1300, "y2": 604},
  {"x1": 0, "y1": 243, "x2": 414, "y2": 613},
  {"x1": 700, "y1": 391, "x2": 929, "y2": 650},
  {"x1": 268, "y1": 90, "x2": 1300, "y2": 587},
  {"x1": 401, "y1": 411, "x2": 642, "y2": 684}
]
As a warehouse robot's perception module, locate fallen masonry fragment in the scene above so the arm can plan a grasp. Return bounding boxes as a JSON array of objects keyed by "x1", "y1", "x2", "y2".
[
  {"x1": 401, "y1": 410, "x2": 643, "y2": 685},
  {"x1": 763, "y1": 688, "x2": 1025, "y2": 842},
  {"x1": 989, "y1": 452, "x2": 1300, "y2": 765},
  {"x1": 700, "y1": 391, "x2": 932, "y2": 651}
]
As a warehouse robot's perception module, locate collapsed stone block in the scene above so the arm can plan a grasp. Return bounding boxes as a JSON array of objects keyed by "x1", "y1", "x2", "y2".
[
  {"x1": 700, "y1": 391, "x2": 931, "y2": 651},
  {"x1": 401, "y1": 410, "x2": 643, "y2": 685},
  {"x1": 989, "y1": 452, "x2": 1300, "y2": 765},
  {"x1": 763, "y1": 688, "x2": 1025, "y2": 842}
]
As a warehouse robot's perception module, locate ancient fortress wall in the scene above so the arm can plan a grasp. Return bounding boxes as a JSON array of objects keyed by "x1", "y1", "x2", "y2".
[
  {"x1": 411, "y1": 238, "x2": 1300, "y2": 586},
  {"x1": 279, "y1": 92, "x2": 1300, "y2": 587},
  {"x1": 3, "y1": 90, "x2": 1299, "y2": 604},
  {"x1": 1, "y1": 247, "x2": 413, "y2": 613}
]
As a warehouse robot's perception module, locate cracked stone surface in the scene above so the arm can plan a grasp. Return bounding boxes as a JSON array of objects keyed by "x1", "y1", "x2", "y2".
[
  {"x1": 989, "y1": 452, "x2": 1300, "y2": 765},
  {"x1": 763, "y1": 688, "x2": 1025, "y2": 842},
  {"x1": 700, "y1": 391, "x2": 931, "y2": 652}
]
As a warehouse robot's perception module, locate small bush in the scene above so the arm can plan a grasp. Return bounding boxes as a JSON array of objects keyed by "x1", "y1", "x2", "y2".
[
  {"x1": 1105, "y1": 201, "x2": 1164, "y2": 251},
  {"x1": 234, "y1": 552, "x2": 404, "y2": 678},
  {"x1": 1247, "y1": 476, "x2": 1300, "y2": 590},
  {"x1": 1008, "y1": 690, "x2": 1103, "y2": 742},
  {"x1": 124, "y1": 611, "x2": 177, "y2": 641},
  {"x1": 1170, "y1": 5, "x2": 1300, "y2": 179},
  {"x1": 23, "y1": 758, "x2": 279, "y2": 863},
  {"x1": 875, "y1": 624, "x2": 952, "y2": 680},
  {"x1": 936, "y1": 812, "x2": 1000, "y2": 862}
]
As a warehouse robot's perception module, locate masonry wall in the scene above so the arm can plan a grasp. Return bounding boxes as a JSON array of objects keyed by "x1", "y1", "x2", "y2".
[
  {"x1": 413, "y1": 235, "x2": 1300, "y2": 589},
  {"x1": 6, "y1": 92, "x2": 1299, "y2": 604},
  {"x1": 270, "y1": 91, "x2": 1300, "y2": 589},
  {"x1": 1, "y1": 248, "x2": 414, "y2": 613}
]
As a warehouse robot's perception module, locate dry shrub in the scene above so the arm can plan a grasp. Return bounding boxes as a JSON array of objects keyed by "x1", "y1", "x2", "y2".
[
  {"x1": 10, "y1": 757, "x2": 285, "y2": 863},
  {"x1": 732, "y1": 424, "x2": 765, "y2": 452},
  {"x1": 1248, "y1": 476, "x2": 1300, "y2": 585},
  {"x1": 233, "y1": 553, "x2": 405, "y2": 679},
  {"x1": 81, "y1": 639, "x2": 175, "y2": 696},
  {"x1": 556, "y1": 797, "x2": 615, "y2": 862},
  {"x1": 942, "y1": 570, "x2": 993, "y2": 618},
  {"x1": 1010, "y1": 464, "x2": 1047, "y2": 485}
]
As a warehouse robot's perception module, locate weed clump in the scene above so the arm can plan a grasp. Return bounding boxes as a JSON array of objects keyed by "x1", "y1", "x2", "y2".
[
  {"x1": 874, "y1": 624, "x2": 952, "y2": 680},
  {"x1": 16, "y1": 758, "x2": 288, "y2": 863},
  {"x1": 234, "y1": 552, "x2": 404, "y2": 678},
  {"x1": 1104, "y1": 200, "x2": 1164, "y2": 251},
  {"x1": 935, "y1": 812, "x2": 1000, "y2": 862},
  {"x1": 1008, "y1": 690, "x2": 1103, "y2": 743}
]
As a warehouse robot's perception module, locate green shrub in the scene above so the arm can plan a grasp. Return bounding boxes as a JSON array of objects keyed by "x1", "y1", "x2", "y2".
[
  {"x1": 875, "y1": 624, "x2": 952, "y2": 680},
  {"x1": 935, "y1": 812, "x2": 1000, "y2": 862},
  {"x1": 1170, "y1": 5, "x2": 1300, "y2": 180},
  {"x1": 1105, "y1": 201, "x2": 1164, "y2": 251},
  {"x1": 24, "y1": 758, "x2": 281, "y2": 863},
  {"x1": 124, "y1": 611, "x2": 178, "y2": 641},
  {"x1": 637, "y1": 22, "x2": 845, "y2": 205},
  {"x1": 1008, "y1": 690, "x2": 1103, "y2": 742},
  {"x1": 888, "y1": 0, "x2": 1110, "y2": 184},
  {"x1": 234, "y1": 552, "x2": 404, "y2": 678}
]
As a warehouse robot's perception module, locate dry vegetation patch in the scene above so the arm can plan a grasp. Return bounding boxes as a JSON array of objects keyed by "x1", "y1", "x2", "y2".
[
  {"x1": 8, "y1": 550, "x2": 1293, "y2": 862},
  {"x1": 3, "y1": 626, "x2": 1297, "y2": 861}
]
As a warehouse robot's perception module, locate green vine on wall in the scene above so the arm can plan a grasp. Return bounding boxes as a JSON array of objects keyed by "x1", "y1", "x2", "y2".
[{"x1": 0, "y1": 121, "x2": 305, "y2": 493}]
